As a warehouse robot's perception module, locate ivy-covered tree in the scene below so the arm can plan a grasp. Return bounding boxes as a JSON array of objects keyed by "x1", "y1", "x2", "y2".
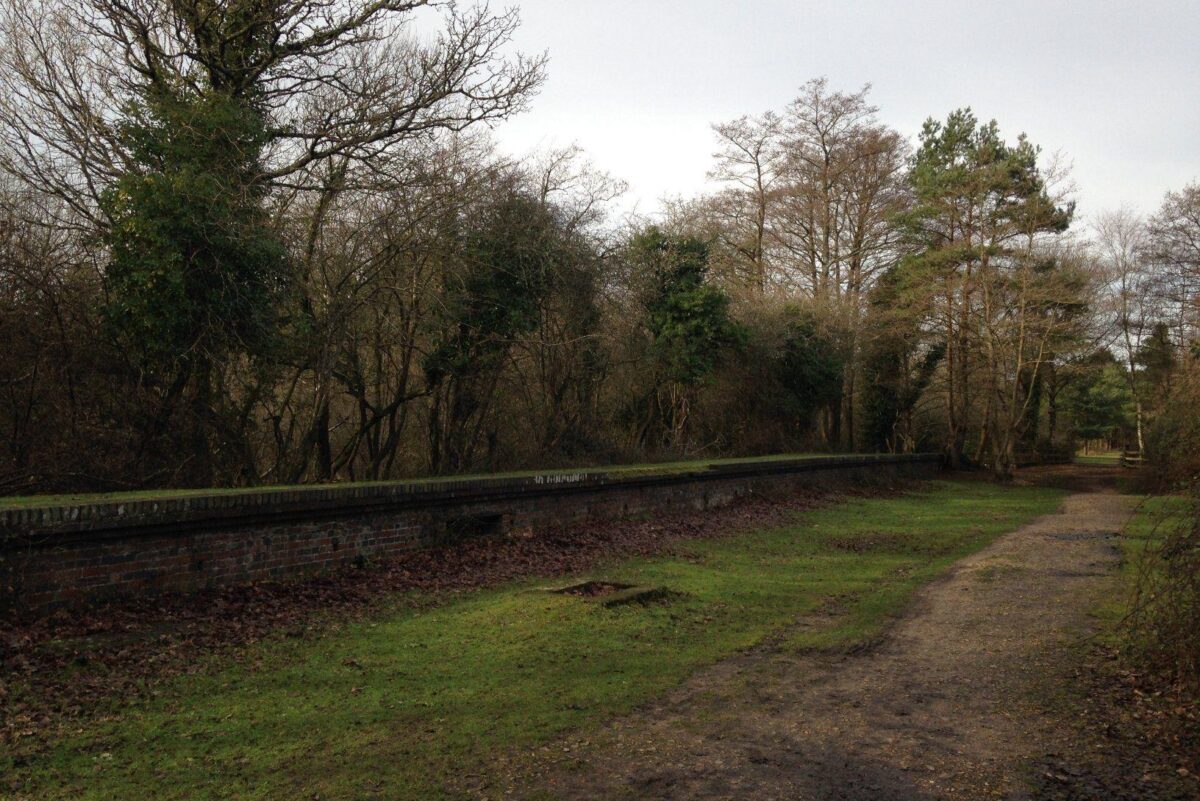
[
  {"x1": 630, "y1": 227, "x2": 743, "y2": 446},
  {"x1": 0, "y1": 0, "x2": 543, "y2": 488},
  {"x1": 860, "y1": 266, "x2": 945, "y2": 453},
  {"x1": 424, "y1": 188, "x2": 570, "y2": 472},
  {"x1": 101, "y1": 85, "x2": 287, "y2": 484},
  {"x1": 775, "y1": 308, "x2": 843, "y2": 429},
  {"x1": 103, "y1": 89, "x2": 285, "y2": 367}
]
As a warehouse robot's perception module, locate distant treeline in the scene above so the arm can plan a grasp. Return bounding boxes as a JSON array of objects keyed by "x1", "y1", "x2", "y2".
[{"x1": 0, "y1": 1, "x2": 1196, "y2": 493}]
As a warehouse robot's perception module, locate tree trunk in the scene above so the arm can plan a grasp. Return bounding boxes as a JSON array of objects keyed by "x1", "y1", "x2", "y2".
[{"x1": 992, "y1": 434, "x2": 1016, "y2": 481}]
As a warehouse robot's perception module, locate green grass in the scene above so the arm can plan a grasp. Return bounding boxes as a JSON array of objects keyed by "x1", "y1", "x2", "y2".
[
  {"x1": 6, "y1": 480, "x2": 1062, "y2": 800},
  {"x1": 0, "y1": 453, "x2": 835, "y2": 509},
  {"x1": 1095, "y1": 494, "x2": 1190, "y2": 630},
  {"x1": 1074, "y1": 453, "x2": 1123, "y2": 466}
]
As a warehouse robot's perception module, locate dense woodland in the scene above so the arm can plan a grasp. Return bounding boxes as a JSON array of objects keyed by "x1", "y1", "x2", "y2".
[{"x1": 0, "y1": 0, "x2": 1197, "y2": 495}]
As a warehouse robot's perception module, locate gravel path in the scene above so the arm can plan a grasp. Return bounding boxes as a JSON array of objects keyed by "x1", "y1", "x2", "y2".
[{"x1": 492, "y1": 490, "x2": 1138, "y2": 801}]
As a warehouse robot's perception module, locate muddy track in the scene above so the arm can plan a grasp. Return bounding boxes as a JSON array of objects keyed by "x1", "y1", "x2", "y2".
[{"x1": 483, "y1": 491, "x2": 1138, "y2": 800}]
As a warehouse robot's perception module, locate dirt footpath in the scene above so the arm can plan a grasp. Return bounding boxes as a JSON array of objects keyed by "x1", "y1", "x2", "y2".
[{"x1": 494, "y1": 490, "x2": 1138, "y2": 801}]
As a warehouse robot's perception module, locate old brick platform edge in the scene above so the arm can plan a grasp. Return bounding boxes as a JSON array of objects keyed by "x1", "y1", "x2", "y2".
[{"x1": 0, "y1": 453, "x2": 939, "y2": 615}]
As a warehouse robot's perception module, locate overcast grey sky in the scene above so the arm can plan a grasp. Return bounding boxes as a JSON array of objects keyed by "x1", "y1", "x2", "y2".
[{"x1": 490, "y1": 0, "x2": 1199, "y2": 220}]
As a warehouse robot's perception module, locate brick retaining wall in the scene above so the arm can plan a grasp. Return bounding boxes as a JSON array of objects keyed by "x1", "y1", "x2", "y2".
[{"x1": 0, "y1": 454, "x2": 939, "y2": 616}]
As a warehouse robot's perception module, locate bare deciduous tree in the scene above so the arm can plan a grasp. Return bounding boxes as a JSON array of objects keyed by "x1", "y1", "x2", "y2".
[
  {"x1": 1095, "y1": 208, "x2": 1153, "y2": 452},
  {"x1": 708, "y1": 111, "x2": 783, "y2": 292},
  {"x1": 0, "y1": 0, "x2": 546, "y2": 220},
  {"x1": 1146, "y1": 183, "x2": 1200, "y2": 345}
]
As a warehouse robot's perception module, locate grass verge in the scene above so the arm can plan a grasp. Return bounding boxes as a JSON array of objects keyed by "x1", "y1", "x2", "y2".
[
  {"x1": 5, "y1": 480, "x2": 1062, "y2": 800},
  {"x1": 1093, "y1": 494, "x2": 1188, "y2": 633},
  {"x1": 0, "y1": 452, "x2": 828, "y2": 509},
  {"x1": 1074, "y1": 453, "x2": 1123, "y2": 466}
]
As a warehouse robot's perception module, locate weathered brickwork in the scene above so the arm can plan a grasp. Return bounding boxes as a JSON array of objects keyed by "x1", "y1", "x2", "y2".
[{"x1": 0, "y1": 454, "x2": 938, "y2": 616}]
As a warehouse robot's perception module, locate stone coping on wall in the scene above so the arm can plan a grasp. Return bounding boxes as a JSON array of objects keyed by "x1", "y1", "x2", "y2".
[{"x1": 0, "y1": 453, "x2": 940, "y2": 546}]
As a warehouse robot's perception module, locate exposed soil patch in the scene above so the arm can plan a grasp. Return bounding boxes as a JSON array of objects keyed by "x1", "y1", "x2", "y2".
[
  {"x1": 826, "y1": 532, "x2": 909, "y2": 553},
  {"x1": 478, "y1": 481, "x2": 1192, "y2": 801},
  {"x1": 946, "y1": 463, "x2": 1134, "y2": 494},
  {"x1": 1014, "y1": 463, "x2": 1135, "y2": 493},
  {"x1": 2, "y1": 482, "x2": 900, "y2": 750},
  {"x1": 553, "y1": 580, "x2": 635, "y2": 597}
]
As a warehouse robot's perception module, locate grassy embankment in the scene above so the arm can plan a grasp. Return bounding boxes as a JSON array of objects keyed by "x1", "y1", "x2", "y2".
[
  {"x1": 1074, "y1": 451, "x2": 1124, "y2": 466},
  {"x1": 1094, "y1": 494, "x2": 1185, "y2": 630},
  {"x1": 6, "y1": 481, "x2": 1062, "y2": 800},
  {"x1": 0, "y1": 453, "x2": 836, "y2": 509}
]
